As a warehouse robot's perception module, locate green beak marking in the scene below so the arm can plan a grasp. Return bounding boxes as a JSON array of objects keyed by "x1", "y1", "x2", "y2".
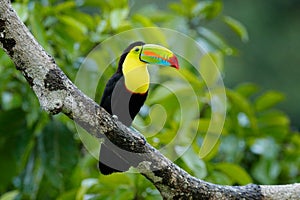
[{"x1": 140, "y1": 44, "x2": 179, "y2": 69}]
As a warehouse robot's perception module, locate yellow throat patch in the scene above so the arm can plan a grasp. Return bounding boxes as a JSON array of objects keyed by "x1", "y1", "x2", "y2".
[{"x1": 122, "y1": 52, "x2": 149, "y2": 94}]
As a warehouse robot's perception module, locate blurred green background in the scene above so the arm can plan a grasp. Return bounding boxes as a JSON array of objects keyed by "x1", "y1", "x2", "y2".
[
  {"x1": 134, "y1": 0, "x2": 300, "y2": 128},
  {"x1": 0, "y1": 0, "x2": 299, "y2": 199},
  {"x1": 220, "y1": 0, "x2": 300, "y2": 129}
]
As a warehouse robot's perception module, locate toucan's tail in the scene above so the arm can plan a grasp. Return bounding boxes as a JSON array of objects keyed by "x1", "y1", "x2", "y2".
[
  {"x1": 98, "y1": 127, "x2": 147, "y2": 175},
  {"x1": 98, "y1": 141, "x2": 136, "y2": 175}
]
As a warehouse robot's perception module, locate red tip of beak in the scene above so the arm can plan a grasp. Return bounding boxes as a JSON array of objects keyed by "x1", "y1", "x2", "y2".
[{"x1": 168, "y1": 55, "x2": 179, "y2": 69}]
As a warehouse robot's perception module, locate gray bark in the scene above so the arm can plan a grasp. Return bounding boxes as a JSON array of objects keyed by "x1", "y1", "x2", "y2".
[{"x1": 0, "y1": 1, "x2": 299, "y2": 199}]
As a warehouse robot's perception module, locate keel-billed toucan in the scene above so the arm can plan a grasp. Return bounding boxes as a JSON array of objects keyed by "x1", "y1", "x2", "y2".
[{"x1": 99, "y1": 41, "x2": 179, "y2": 175}]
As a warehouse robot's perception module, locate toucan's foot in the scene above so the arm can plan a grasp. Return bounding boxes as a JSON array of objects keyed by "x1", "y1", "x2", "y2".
[{"x1": 112, "y1": 115, "x2": 118, "y2": 120}]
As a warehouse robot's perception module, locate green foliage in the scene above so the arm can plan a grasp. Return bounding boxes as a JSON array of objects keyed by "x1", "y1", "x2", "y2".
[
  {"x1": 222, "y1": 83, "x2": 299, "y2": 184},
  {"x1": 0, "y1": 109, "x2": 29, "y2": 192},
  {"x1": 0, "y1": 0, "x2": 299, "y2": 199},
  {"x1": 222, "y1": 16, "x2": 249, "y2": 43}
]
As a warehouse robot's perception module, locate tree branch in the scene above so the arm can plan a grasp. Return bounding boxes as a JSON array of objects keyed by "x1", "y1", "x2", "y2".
[{"x1": 0, "y1": 1, "x2": 299, "y2": 199}]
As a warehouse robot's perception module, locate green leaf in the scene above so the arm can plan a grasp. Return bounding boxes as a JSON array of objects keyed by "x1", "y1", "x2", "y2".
[
  {"x1": 131, "y1": 14, "x2": 155, "y2": 27},
  {"x1": 251, "y1": 158, "x2": 281, "y2": 185},
  {"x1": 179, "y1": 68, "x2": 206, "y2": 90},
  {"x1": 235, "y1": 83, "x2": 259, "y2": 98},
  {"x1": 192, "y1": 1, "x2": 223, "y2": 19},
  {"x1": 148, "y1": 81, "x2": 190, "y2": 104},
  {"x1": 38, "y1": 120, "x2": 79, "y2": 190},
  {"x1": 255, "y1": 91, "x2": 285, "y2": 112},
  {"x1": 53, "y1": 24, "x2": 77, "y2": 53},
  {"x1": 0, "y1": 108, "x2": 29, "y2": 192},
  {"x1": 223, "y1": 16, "x2": 249, "y2": 42},
  {"x1": 105, "y1": 0, "x2": 128, "y2": 8},
  {"x1": 258, "y1": 110, "x2": 289, "y2": 128},
  {"x1": 57, "y1": 15, "x2": 88, "y2": 35},
  {"x1": 200, "y1": 138, "x2": 220, "y2": 162},
  {"x1": 17, "y1": 148, "x2": 44, "y2": 199},
  {"x1": 28, "y1": 4, "x2": 50, "y2": 52},
  {"x1": 141, "y1": 104, "x2": 167, "y2": 137},
  {"x1": 0, "y1": 190, "x2": 19, "y2": 200},
  {"x1": 110, "y1": 8, "x2": 129, "y2": 30},
  {"x1": 82, "y1": 174, "x2": 135, "y2": 199},
  {"x1": 70, "y1": 12, "x2": 97, "y2": 30},
  {"x1": 76, "y1": 178, "x2": 99, "y2": 200},
  {"x1": 191, "y1": 118, "x2": 210, "y2": 133},
  {"x1": 57, "y1": 190, "x2": 77, "y2": 200},
  {"x1": 199, "y1": 52, "x2": 223, "y2": 87},
  {"x1": 53, "y1": 1, "x2": 76, "y2": 13},
  {"x1": 77, "y1": 125, "x2": 100, "y2": 160},
  {"x1": 259, "y1": 126, "x2": 288, "y2": 141},
  {"x1": 198, "y1": 27, "x2": 234, "y2": 55},
  {"x1": 1, "y1": 91, "x2": 22, "y2": 110},
  {"x1": 218, "y1": 135, "x2": 246, "y2": 163},
  {"x1": 214, "y1": 163, "x2": 252, "y2": 185},
  {"x1": 226, "y1": 89, "x2": 257, "y2": 130},
  {"x1": 12, "y1": 3, "x2": 29, "y2": 22},
  {"x1": 227, "y1": 89, "x2": 252, "y2": 114},
  {"x1": 250, "y1": 138, "x2": 279, "y2": 159},
  {"x1": 169, "y1": 3, "x2": 187, "y2": 16},
  {"x1": 205, "y1": 171, "x2": 232, "y2": 185},
  {"x1": 176, "y1": 147, "x2": 207, "y2": 179}
]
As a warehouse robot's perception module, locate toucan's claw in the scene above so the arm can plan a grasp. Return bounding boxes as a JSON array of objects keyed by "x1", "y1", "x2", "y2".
[{"x1": 112, "y1": 115, "x2": 118, "y2": 120}]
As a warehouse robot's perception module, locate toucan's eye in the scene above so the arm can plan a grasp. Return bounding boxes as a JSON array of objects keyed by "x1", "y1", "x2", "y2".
[{"x1": 134, "y1": 47, "x2": 140, "y2": 52}]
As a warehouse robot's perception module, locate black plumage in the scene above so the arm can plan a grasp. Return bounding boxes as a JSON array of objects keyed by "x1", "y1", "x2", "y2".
[
  {"x1": 100, "y1": 72, "x2": 148, "y2": 126},
  {"x1": 99, "y1": 41, "x2": 148, "y2": 175}
]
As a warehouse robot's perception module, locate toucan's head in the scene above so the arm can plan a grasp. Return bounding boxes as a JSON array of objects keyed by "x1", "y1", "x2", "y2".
[
  {"x1": 118, "y1": 41, "x2": 179, "y2": 94},
  {"x1": 118, "y1": 41, "x2": 179, "y2": 72}
]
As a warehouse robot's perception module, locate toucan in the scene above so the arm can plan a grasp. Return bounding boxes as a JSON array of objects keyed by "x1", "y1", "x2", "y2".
[{"x1": 99, "y1": 41, "x2": 179, "y2": 175}]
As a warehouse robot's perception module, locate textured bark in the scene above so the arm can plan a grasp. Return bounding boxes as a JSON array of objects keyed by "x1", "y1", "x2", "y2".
[{"x1": 0, "y1": 1, "x2": 299, "y2": 199}]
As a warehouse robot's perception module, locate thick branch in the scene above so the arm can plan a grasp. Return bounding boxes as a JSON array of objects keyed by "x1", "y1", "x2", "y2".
[{"x1": 0, "y1": 1, "x2": 299, "y2": 199}]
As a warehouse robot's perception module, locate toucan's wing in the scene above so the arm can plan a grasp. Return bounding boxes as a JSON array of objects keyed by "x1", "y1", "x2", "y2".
[
  {"x1": 100, "y1": 72, "x2": 122, "y2": 115},
  {"x1": 99, "y1": 72, "x2": 133, "y2": 174}
]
